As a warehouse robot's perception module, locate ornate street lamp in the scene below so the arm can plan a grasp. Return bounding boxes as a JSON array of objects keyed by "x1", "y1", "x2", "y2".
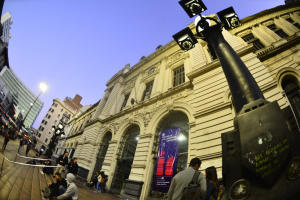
[{"x1": 172, "y1": 1, "x2": 300, "y2": 199}]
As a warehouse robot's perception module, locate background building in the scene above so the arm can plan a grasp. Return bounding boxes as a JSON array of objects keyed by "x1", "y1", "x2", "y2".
[
  {"x1": 0, "y1": 67, "x2": 44, "y2": 127},
  {"x1": 35, "y1": 95, "x2": 83, "y2": 151},
  {"x1": 1, "y1": 12, "x2": 13, "y2": 45},
  {"x1": 61, "y1": 3, "x2": 300, "y2": 199}
]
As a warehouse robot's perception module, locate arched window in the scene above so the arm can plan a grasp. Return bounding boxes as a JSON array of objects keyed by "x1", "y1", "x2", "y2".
[
  {"x1": 148, "y1": 111, "x2": 189, "y2": 199},
  {"x1": 110, "y1": 125, "x2": 140, "y2": 195},
  {"x1": 93, "y1": 132, "x2": 112, "y2": 176}
]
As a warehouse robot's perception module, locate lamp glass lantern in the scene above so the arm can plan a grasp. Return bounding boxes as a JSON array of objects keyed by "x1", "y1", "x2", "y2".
[
  {"x1": 173, "y1": 27, "x2": 198, "y2": 52},
  {"x1": 217, "y1": 6, "x2": 241, "y2": 29},
  {"x1": 56, "y1": 129, "x2": 60, "y2": 135},
  {"x1": 58, "y1": 124, "x2": 63, "y2": 130},
  {"x1": 179, "y1": 0, "x2": 207, "y2": 18}
]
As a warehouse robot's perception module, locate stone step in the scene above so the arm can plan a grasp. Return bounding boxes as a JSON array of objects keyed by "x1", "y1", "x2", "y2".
[
  {"x1": 38, "y1": 167, "x2": 48, "y2": 194},
  {"x1": 7, "y1": 166, "x2": 30, "y2": 200},
  {"x1": 0, "y1": 163, "x2": 29, "y2": 200},
  {"x1": 0, "y1": 165, "x2": 19, "y2": 194},
  {"x1": 19, "y1": 166, "x2": 35, "y2": 200},
  {"x1": 31, "y1": 167, "x2": 41, "y2": 200}
]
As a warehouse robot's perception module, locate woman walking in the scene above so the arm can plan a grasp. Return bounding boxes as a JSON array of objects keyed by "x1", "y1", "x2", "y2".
[{"x1": 205, "y1": 166, "x2": 221, "y2": 200}]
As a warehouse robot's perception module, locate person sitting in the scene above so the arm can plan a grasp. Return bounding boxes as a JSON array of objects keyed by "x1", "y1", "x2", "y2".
[
  {"x1": 41, "y1": 160, "x2": 54, "y2": 175},
  {"x1": 43, "y1": 172, "x2": 67, "y2": 200},
  {"x1": 67, "y1": 158, "x2": 78, "y2": 176},
  {"x1": 57, "y1": 173, "x2": 78, "y2": 200},
  {"x1": 205, "y1": 166, "x2": 221, "y2": 200},
  {"x1": 87, "y1": 172, "x2": 99, "y2": 189}
]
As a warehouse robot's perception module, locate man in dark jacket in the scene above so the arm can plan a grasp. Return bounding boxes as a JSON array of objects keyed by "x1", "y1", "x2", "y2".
[
  {"x1": 54, "y1": 152, "x2": 68, "y2": 175},
  {"x1": 68, "y1": 158, "x2": 78, "y2": 176},
  {"x1": 43, "y1": 172, "x2": 68, "y2": 199},
  {"x1": 25, "y1": 142, "x2": 31, "y2": 156},
  {"x1": 18, "y1": 138, "x2": 23, "y2": 152},
  {"x1": 2, "y1": 133, "x2": 9, "y2": 150}
]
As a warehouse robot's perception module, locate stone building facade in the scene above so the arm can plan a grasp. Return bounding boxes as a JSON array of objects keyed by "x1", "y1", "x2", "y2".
[{"x1": 62, "y1": 3, "x2": 300, "y2": 199}]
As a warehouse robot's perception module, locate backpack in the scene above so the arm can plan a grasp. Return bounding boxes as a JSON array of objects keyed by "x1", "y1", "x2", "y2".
[{"x1": 181, "y1": 171, "x2": 201, "y2": 200}]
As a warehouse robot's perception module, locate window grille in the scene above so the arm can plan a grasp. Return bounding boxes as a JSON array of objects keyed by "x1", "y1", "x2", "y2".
[
  {"x1": 267, "y1": 24, "x2": 289, "y2": 38},
  {"x1": 120, "y1": 93, "x2": 130, "y2": 111},
  {"x1": 143, "y1": 81, "x2": 154, "y2": 101},
  {"x1": 242, "y1": 34, "x2": 265, "y2": 51},
  {"x1": 286, "y1": 18, "x2": 300, "y2": 30},
  {"x1": 173, "y1": 66, "x2": 185, "y2": 87}
]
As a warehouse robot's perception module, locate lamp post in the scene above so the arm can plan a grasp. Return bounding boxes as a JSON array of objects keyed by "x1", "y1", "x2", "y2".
[
  {"x1": 173, "y1": 1, "x2": 300, "y2": 199},
  {"x1": 45, "y1": 123, "x2": 65, "y2": 159},
  {"x1": 20, "y1": 83, "x2": 47, "y2": 129}
]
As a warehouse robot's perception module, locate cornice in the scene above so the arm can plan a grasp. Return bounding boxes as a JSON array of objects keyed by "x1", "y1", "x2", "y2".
[
  {"x1": 187, "y1": 44, "x2": 254, "y2": 81},
  {"x1": 258, "y1": 33, "x2": 300, "y2": 61},
  {"x1": 138, "y1": 133, "x2": 153, "y2": 139}
]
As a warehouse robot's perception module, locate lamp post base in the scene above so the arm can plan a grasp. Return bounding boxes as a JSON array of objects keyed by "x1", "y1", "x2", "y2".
[{"x1": 221, "y1": 100, "x2": 300, "y2": 200}]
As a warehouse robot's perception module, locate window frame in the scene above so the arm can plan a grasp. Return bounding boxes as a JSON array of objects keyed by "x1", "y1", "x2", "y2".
[
  {"x1": 120, "y1": 93, "x2": 130, "y2": 111},
  {"x1": 173, "y1": 65, "x2": 185, "y2": 88},
  {"x1": 142, "y1": 81, "x2": 154, "y2": 101}
]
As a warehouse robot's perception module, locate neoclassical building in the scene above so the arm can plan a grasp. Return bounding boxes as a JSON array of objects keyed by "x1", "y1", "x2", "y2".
[{"x1": 62, "y1": 3, "x2": 300, "y2": 199}]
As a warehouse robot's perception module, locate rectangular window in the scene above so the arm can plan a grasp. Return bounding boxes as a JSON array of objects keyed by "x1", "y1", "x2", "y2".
[
  {"x1": 242, "y1": 34, "x2": 265, "y2": 51},
  {"x1": 48, "y1": 115, "x2": 51, "y2": 119},
  {"x1": 54, "y1": 120, "x2": 57, "y2": 124},
  {"x1": 48, "y1": 132, "x2": 51, "y2": 136},
  {"x1": 142, "y1": 81, "x2": 154, "y2": 101},
  {"x1": 42, "y1": 120, "x2": 45, "y2": 123},
  {"x1": 38, "y1": 133, "x2": 41, "y2": 137},
  {"x1": 267, "y1": 24, "x2": 289, "y2": 38},
  {"x1": 45, "y1": 138, "x2": 48, "y2": 143},
  {"x1": 46, "y1": 114, "x2": 48, "y2": 117},
  {"x1": 44, "y1": 121, "x2": 48, "y2": 125},
  {"x1": 286, "y1": 18, "x2": 300, "y2": 30},
  {"x1": 173, "y1": 66, "x2": 185, "y2": 87},
  {"x1": 51, "y1": 109, "x2": 54, "y2": 113},
  {"x1": 41, "y1": 127, "x2": 44, "y2": 131},
  {"x1": 120, "y1": 93, "x2": 130, "y2": 111}
]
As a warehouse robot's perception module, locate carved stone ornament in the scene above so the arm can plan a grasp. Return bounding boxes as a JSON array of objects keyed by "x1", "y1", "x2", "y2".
[{"x1": 166, "y1": 51, "x2": 189, "y2": 68}]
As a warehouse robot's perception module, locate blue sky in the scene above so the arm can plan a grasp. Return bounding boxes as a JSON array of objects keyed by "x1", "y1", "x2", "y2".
[{"x1": 2, "y1": 0, "x2": 284, "y2": 128}]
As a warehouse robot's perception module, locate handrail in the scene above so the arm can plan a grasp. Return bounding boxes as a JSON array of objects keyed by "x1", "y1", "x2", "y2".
[
  {"x1": 17, "y1": 154, "x2": 55, "y2": 161},
  {"x1": 3, "y1": 157, "x2": 65, "y2": 168}
]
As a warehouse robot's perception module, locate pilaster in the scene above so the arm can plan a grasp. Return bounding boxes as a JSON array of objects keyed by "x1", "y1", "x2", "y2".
[
  {"x1": 259, "y1": 24, "x2": 281, "y2": 41},
  {"x1": 152, "y1": 58, "x2": 166, "y2": 97},
  {"x1": 222, "y1": 29, "x2": 245, "y2": 51},
  {"x1": 291, "y1": 13, "x2": 300, "y2": 24},
  {"x1": 252, "y1": 26, "x2": 274, "y2": 46},
  {"x1": 274, "y1": 17, "x2": 295, "y2": 36},
  {"x1": 92, "y1": 89, "x2": 111, "y2": 120},
  {"x1": 99, "y1": 82, "x2": 122, "y2": 120}
]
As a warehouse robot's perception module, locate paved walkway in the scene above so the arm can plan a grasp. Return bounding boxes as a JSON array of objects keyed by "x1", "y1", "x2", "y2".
[{"x1": 0, "y1": 136, "x2": 120, "y2": 200}]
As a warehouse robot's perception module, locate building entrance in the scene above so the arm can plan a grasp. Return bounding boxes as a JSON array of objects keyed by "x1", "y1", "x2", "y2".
[
  {"x1": 93, "y1": 132, "x2": 112, "y2": 176},
  {"x1": 110, "y1": 125, "x2": 140, "y2": 195},
  {"x1": 148, "y1": 111, "x2": 189, "y2": 199}
]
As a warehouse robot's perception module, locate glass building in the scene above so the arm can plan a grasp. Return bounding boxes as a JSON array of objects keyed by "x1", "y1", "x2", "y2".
[
  {"x1": 0, "y1": 67, "x2": 43, "y2": 127},
  {"x1": 1, "y1": 12, "x2": 13, "y2": 45}
]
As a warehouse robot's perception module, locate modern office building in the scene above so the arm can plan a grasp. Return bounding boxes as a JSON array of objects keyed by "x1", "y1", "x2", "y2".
[
  {"x1": 61, "y1": 3, "x2": 300, "y2": 199},
  {"x1": 0, "y1": 67, "x2": 44, "y2": 127},
  {"x1": 1, "y1": 12, "x2": 13, "y2": 45},
  {"x1": 35, "y1": 95, "x2": 83, "y2": 150}
]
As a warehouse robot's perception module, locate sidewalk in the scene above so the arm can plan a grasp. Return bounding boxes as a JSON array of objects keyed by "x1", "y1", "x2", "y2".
[{"x1": 0, "y1": 136, "x2": 120, "y2": 200}]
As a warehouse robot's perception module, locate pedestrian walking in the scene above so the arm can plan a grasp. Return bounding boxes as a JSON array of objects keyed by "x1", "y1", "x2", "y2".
[
  {"x1": 205, "y1": 166, "x2": 222, "y2": 200},
  {"x1": 25, "y1": 142, "x2": 31, "y2": 156},
  {"x1": 54, "y1": 152, "x2": 68, "y2": 176},
  {"x1": 67, "y1": 158, "x2": 78, "y2": 177},
  {"x1": 167, "y1": 157, "x2": 207, "y2": 200},
  {"x1": 18, "y1": 138, "x2": 23, "y2": 152},
  {"x1": 1, "y1": 133, "x2": 10, "y2": 150}
]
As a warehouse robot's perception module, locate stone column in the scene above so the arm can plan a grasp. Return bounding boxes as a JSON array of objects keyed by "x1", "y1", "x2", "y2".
[
  {"x1": 154, "y1": 59, "x2": 166, "y2": 95},
  {"x1": 163, "y1": 67, "x2": 171, "y2": 92},
  {"x1": 259, "y1": 24, "x2": 281, "y2": 41},
  {"x1": 102, "y1": 140, "x2": 119, "y2": 190},
  {"x1": 99, "y1": 82, "x2": 122, "y2": 120},
  {"x1": 291, "y1": 13, "x2": 300, "y2": 24},
  {"x1": 92, "y1": 89, "x2": 111, "y2": 120},
  {"x1": 274, "y1": 17, "x2": 295, "y2": 36},
  {"x1": 222, "y1": 29, "x2": 245, "y2": 51},
  {"x1": 184, "y1": 56, "x2": 191, "y2": 83},
  {"x1": 151, "y1": 74, "x2": 159, "y2": 94},
  {"x1": 252, "y1": 26, "x2": 274, "y2": 46}
]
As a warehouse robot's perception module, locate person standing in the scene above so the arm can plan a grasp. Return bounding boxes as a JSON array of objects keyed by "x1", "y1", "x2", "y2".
[
  {"x1": 94, "y1": 171, "x2": 102, "y2": 193},
  {"x1": 167, "y1": 157, "x2": 207, "y2": 200},
  {"x1": 205, "y1": 166, "x2": 221, "y2": 200},
  {"x1": 18, "y1": 138, "x2": 23, "y2": 152},
  {"x1": 100, "y1": 171, "x2": 107, "y2": 193},
  {"x1": 68, "y1": 158, "x2": 78, "y2": 176},
  {"x1": 54, "y1": 152, "x2": 69, "y2": 175},
  {"x1": 2, "y1": 133, "x2": 10, "y2": 150},
  {"x1": 25, "y1": 142, "x2": 31, "y2": 156}
]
